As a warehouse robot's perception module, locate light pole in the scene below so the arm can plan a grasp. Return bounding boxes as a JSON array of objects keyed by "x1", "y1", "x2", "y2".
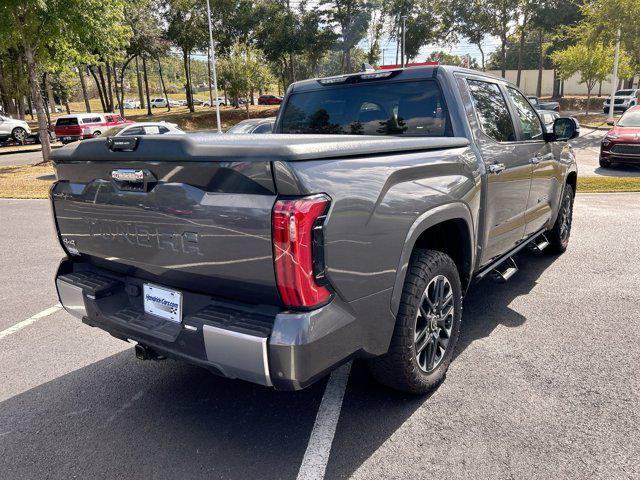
[
  {"x1": 205, "y1": 0, "x2": 222, "y2": 133},
  {"x1": 401, "y1": 16, "x2": 407, "y2": 68},
  {"x1": 608, "y1": 27, "x2": 621, "y2": 124}
]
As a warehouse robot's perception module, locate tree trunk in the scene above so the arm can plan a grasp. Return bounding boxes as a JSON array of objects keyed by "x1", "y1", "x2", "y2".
[
  {"x1": 27, "y1": 95, "x2": 34, "y2": 119},
  {"x1": 586, "y1": 89, "x2": 591, "y2": 115},
  {"x1": 88, "y1": 66, "x2": 107, "y2": 112},
  {"x1": 118, "y1": 55, "x2": 136, "y2": 118},
  {"x1": 142, "y1": 56, "x2": 152, "y2": 116},
  {"x1": 42, "y1": 74, "x2": 52, "y2": 127},
  {"x1": 112, "y1": 63, "x2": 121, "y2": 113},
  {"x1": 536, "y1": 30, "x2": 544, "y2": 98},
  {"x1": 105, "y1": 60, "x2": 114, "y2": 112},
  {"x1": 44, "y1": 72, "x2": 56, "y2": 122},
  {"x1": 516, "y1": 20, "x2": 527, "y2": 87},
  {"x1": 97, "y1": 65, "x2": 110, "y2": 112},
  {"x1": 207, "y1": 45, "x2": 214, "y2": 107},
  {"x1": 182, "y1": 50, "x2": 194, "y2": 113},
  {"x1": 500, "y1": 34, "x2": 507, "y2": 78},
  {"x1": 23, "y1": 42, "x2": 51, "y2": 163},
  {"x1": 135, "y1": 57, "x2": 145, "y2": 109},
  {"x1": 598, "y1": 80, "x2": 602, "y2": 97},
  {"x1": 63, "y1": 94, "x2": 70, "y2": 114},
  {"x1": 0, "y1": 60, "x2": 16, "y2": 115},
  {"x1": 477, "y1": 44, "x2": 485, "y2": 71},
  {"x1": 16, "y1": 96, "x2": 25, "y2": 120},
  {"x1": 78, "y1": 67, "x2": 91, "y2": 112},
  {"x1": 157, "y1": 58, "x2": 170, "y2": 112}
]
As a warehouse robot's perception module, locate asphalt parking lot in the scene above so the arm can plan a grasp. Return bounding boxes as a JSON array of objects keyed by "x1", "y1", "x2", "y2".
[{"x1": 1, "y1": 194, "x2": 639, "y2": 480}]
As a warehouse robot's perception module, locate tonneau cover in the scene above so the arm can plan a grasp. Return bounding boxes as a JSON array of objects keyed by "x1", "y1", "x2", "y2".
[{"x1": 50, "y1": 133, "x2": 470, "y2": 163}]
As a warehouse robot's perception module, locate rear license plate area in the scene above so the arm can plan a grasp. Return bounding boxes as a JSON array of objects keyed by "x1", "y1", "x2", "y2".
[{"x1": 143, "y1": 283, "x2": 183, "y2": 323}]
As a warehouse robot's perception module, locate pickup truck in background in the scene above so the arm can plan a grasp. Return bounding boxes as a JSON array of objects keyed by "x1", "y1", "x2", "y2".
[{"x1": 50, "y1": 66, "x2": 578, "y2": 394}]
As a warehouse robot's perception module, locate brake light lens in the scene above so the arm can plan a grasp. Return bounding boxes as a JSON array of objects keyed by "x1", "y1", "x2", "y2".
[{"x1": 273, "y1": 195, "x2": 331, "y2": 308}]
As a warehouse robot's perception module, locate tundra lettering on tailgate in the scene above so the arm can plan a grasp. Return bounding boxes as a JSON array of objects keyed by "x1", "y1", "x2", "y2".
[{"x1": 84, "y1": 218, "x2": 202, "y2": 255}]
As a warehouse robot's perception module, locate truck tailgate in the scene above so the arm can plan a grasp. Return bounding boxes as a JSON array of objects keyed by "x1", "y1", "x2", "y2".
[{"x1": 51, "y1": 145, "x2": 279, "y2": 305}]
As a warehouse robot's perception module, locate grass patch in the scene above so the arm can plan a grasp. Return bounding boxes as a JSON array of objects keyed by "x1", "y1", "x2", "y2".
[
  {"x1": 577, "y1": 176, "x2": 640, "y2": 193},
  {"x1": 0, "y1": 164, "x2": 55, "y2": 199}
]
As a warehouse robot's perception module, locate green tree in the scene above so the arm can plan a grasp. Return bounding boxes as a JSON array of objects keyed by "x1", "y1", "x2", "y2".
[
  {"x1": 0, "y1": 0, "x2": 129, "y2": 162},
  {"x1": 450, "y1": 0, "x2": 494, "y2": 70},
  {"x1": 218, "y1": 42, "x2": 274, "y2": 118},
  {"x1": 427, "y1": 51, "x2": 480, "y2": 69},
  {"x1": 320, "y1": 0, "x2": 371, "y2": 73},
  {"x1": 551, "y1": 43, "x2": 632, "y2": 113},
  {"x1": 166, "y1": 0, "x2": 208, "y2": 112}
]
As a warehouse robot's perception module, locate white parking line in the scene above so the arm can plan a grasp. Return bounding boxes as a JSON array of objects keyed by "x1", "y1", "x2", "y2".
[
  {"x1": 296, "y1": 362, "x2": 352, "y2": 480},
  {"x1": 0, "y1": 304, "x2": 62, "y2": 340}
]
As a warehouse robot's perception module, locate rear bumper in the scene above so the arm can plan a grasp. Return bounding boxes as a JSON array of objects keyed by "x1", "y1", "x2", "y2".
[{"x1": 55, "y1": 258, "x2": 366, "y2": 390}]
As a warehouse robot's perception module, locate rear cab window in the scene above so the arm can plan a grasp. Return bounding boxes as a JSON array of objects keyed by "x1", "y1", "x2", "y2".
[
  {"x1": 81, "y1": 116, "x2": 102, "y2": 125},
  {"x1": 279, "y1": 79, "x2": 451, "y2": 137},
  {"x1": 56, "y1": 117, "x2": 79, "y2": 126}
]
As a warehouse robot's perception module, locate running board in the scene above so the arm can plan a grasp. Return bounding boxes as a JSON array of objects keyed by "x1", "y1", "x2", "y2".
[
  {"x1": 489, "y1": 257, "x2": 518, "y2": 283},
  {"x1": 527, "y1": 234, "x2": 550, "y2": 253}
]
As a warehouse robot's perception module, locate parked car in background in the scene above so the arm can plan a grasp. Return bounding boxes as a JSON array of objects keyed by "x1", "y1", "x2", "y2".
[
  {"x1": 150, "y1": 98, "x2": 168, "y2": 108},
  {"x1": 103, "y1": 122, "x2": 185, "y2": 137},
  {"x1": 538, "y1": 110, "x2": 560, "y2": 134},
  {"x1": 192, "y1": 98, "x2": 205, "y2": 106},
  {"x1": 527, "y1": 96, "x2": 560, "y2": 112},
  {"x1": 0, "y1": 114, "x2": 31, "y2": 144},
  {"x1": 116, "y1": 99, "x2": 140, "y2": 109},
  {"x1": 168, "y1": 99, "x2": 182, "y2": 107},
  {"x1": 226, "y1": 117, "x2": 275, "y2": 134},
  {"x1": 603, "y1": 89, "x2": 639, "y2": 113},
  {"x1": 203, "y1": 98, "x2": 226, "y2": 107},
  {"x1": 54, "y1": 113, "x2": 133, "y2": 144},
  {"x1": 600, "y1": 105, "x2": 640, "y2": 168},
  {"x1": 258, "y1": 95, "x2": 283, "y2": 105}
]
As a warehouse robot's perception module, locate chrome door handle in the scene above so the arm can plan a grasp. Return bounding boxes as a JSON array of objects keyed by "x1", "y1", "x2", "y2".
[{"x1": 487, "y1": 163, "x2": 506, "y2": 175}]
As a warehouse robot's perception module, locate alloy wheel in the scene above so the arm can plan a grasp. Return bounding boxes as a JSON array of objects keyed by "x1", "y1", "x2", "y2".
[{"x1": 414, "y1": 275, "x2": 455, "y2": 373}]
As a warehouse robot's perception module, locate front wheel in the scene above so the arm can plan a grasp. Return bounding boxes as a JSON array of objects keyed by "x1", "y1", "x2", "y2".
[
  {"x1": 92, "y1": 131, "x2": 102, "y2": 138},
  {"x1": 547, "y1": 183, "x2": 574, "y2": 254},
  {"x1": 12, "y1": 127, "x2": 27, "y2": 144},
  {"x1": 369, "y1": 250, "x2": 462, "y2": 394}
]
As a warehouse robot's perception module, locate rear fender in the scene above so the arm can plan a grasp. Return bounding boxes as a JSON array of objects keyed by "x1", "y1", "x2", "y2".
[{"x1": 389, "y1": 202, "x2": 475, "y2": 316}]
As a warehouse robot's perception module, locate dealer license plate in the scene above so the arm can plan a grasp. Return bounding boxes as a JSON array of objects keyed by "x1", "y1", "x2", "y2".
[{"x1": 143, "y1": 283, "x2": 183, "y2": 323}]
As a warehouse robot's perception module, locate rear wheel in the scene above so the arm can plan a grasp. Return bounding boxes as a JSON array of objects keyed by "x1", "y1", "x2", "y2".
[
  {"x1": 547, "y1": 183, "x2": 574, "y2": 254},
  {"x1": 92, "y1": 130, "x2": 102, "y2": 137},
  {"x1": 369, "y1": 250, "x2": 462, "y2": 394}
]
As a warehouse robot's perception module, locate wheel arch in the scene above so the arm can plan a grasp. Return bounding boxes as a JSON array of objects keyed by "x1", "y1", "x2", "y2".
[
  {"x1": 566, "y1": 170, "x2": 577, "y2": 194},
  {"x1": 390, "y1": 202, "x2": 475, "y2": 316}
]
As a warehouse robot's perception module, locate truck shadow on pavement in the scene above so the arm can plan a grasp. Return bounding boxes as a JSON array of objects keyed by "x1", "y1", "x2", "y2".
[
  {"x1": 0, "y1": 353, "x2": 327, "y2": 480},
  {"x1": 0, "y1": 252, "x2": 557, "y2": 480},
  {"x1": 324, "y1": 250, "x2": 558, "y2": 479}
]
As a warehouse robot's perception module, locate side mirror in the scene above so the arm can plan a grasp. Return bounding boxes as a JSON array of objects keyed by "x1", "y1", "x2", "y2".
[
  {"x1": 606, "y1": 118, "x2": 615, "y2": 126},
  {"x1": 551, "y1": 117, "x2": 579, "y2": 141}
]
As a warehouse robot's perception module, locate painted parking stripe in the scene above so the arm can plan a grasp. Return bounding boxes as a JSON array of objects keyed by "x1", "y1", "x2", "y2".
[
  {"x1": 0, "y1": 304, "x2": 62, "y2": 340},
  {"x1": 296, "y1": 362, "x2": 352, "y2": 480}
]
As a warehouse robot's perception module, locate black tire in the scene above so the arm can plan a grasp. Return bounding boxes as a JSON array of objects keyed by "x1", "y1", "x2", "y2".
[
  {"x1": 599, "y1": 157, "x2": 612, "y2": 168},
  {"x1": 12, "y1": 127, "x2": 27, "y2": 144},
  {"x1": 369, "y1": 250, "x2": 462, "y2": 394},
  {"x1": 92, "y1": 130, "x2": 102, "y2": 138},
  {"x1": 546, "y1": 183, "x2": 574, "y2": 254}
]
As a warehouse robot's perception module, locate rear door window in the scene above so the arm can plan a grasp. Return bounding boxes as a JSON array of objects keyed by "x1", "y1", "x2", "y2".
[
  {"x1": 280, "y1": 79, "x2": 451, "y2": 136},
  {"x1": 467, "y1": 79, "x2": 516, "y2": 142}
]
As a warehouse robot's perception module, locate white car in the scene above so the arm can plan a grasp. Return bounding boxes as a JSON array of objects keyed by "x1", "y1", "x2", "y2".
[
  {"x1": 150, "y1": 98, "x2": 168, "y2": 108},
  {"x1": 203, "y1": 98, "x2": 226, "y2": 107},
  {"x1": 118, "y1": 99, "x2": 140, "y2": 109},
  {"x1": 603, "y1": 89, "x2": 639, "y2": 113},
  {"x1": 103, "y1": 122, "x2": 185, "y2": 137},
  {"x1": 0, "y1": 114, "x2": 32, "y2": 143}
]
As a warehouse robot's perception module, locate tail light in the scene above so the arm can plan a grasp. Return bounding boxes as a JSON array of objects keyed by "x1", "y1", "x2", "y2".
[{"x1": 272, "y1": 194, "x2": 331, "y2": 309}]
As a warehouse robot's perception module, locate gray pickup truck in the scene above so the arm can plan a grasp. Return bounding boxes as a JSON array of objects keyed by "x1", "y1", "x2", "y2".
[{"x1": 50, "y1": 66, "x2": 578, "y2": 394}]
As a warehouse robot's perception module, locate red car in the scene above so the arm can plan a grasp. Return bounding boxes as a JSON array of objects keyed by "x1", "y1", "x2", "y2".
[
  {"x1": 600, "y1": 105, "x2": 640, "y2": 168},
  {"x1": 54, "y1": 113, "x2": 134, "y2": 144},
  {"x1": 257, "y1": 95, "x2": 282, "y2": 105}
]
